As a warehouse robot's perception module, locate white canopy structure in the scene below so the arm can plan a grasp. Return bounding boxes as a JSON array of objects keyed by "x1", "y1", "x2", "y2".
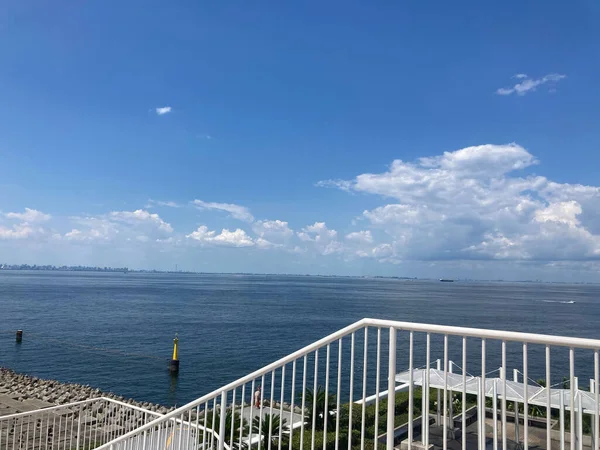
[{"x1": 395, "y1": 368, "x2": 598, "y2": 415}]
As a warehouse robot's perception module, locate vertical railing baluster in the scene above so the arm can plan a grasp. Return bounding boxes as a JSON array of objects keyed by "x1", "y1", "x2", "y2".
[
  {"x1": 501, "y1": 341, "x2": 507, "y2": 450},
  {"x1": 348, "y1": 333, "x2": 355, "y2": 450},
  {"x1": 481, "y1": 339, "x2": 486, "y2": 450},
  {"x1": 546, "y1": 346, "x2": 551, "y2": 450},
  {"x1": 594, "y1": 350, "x2": 600, "y2": 450},
  {"x1": 523, "y1": 343, "x2": 528, "y2": 450},
  {"x1": 249, "y1": 380, "x2": 255, "y2": 450},
  {"x1": 324, "y1": 345, "x2": 330, "y2": 450},
  {"x1": 259, "y1": 375, "x2": 265, "y2": 450},
  {"x1": 387, "y1": 327, "x2": 397, "y2": 450},
  {"x1": 218, "y1": 393, "x2": 227, "y2": 450},
  {"x1": 289, "y1": 361, "x2": 296, "y2": 450},
  {"x1": 375, "y1": 329, "x2": 381, "y2": 450},
  {"x1": 426, "y1": 333, "x2": 431, "y2": 450},
  {"x1": 279, "y1": 366, "x2": 286, "y2": 450},
  {"x1": 239, "y1": 386, "x2": 245, "y2": 450},
  {"x1": 231, "y1": 389, "x2": 236, "y2": 449},
  {"x1": 578, "y1": 393, "x2": 583, "y2": 450},
  {"x1": 300, "y1": 356, "x2": 307, "y2": 450},
  {"x1": 361, "y1": 329, "x2": 368, "y2": 450},
  {"x1": 493, "y1": 380, "x2": 498, "y2": 450},
  {"x1": 202, "y1": 401, "x2": 208, "y2": 450},
  {"x1": 408, "y1": 331, "x2": 414, "y2": 449},
  {"x1": 336, "y1": 339, "x2": 343, "y2": 450},
  {"x1": 560, "y1": 392, "x2": 565, "y2": 450},
  {"x1": 311, "y1": 350, "x2": 319, "y2": 450},
  {"x1": 462, "y1": 336, "x2": 466, "y2": 450},
  {"x1": 570, "y1": 348, "x2": 575, "y2": 450},
  {"x1": 443, "y1": 335, "x2": 448, "y2": 450},
  {"x1": 211, "y1": 397, "x2": 218, "y2": 450},
  {"x1": 269, "y1": 371, "x2": 275, "y2": 450}
]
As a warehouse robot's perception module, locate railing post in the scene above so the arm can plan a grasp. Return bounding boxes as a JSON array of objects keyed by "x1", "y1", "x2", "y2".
[
  {"x1": 387, "y1": 327, "x2": 397, "y2": 450},
  {"x1": 218, "y1": 392, "x2": 227, "y2": 450},
  {"x1": 76, "y1": 405, "x2": 83, "y2": 450}
]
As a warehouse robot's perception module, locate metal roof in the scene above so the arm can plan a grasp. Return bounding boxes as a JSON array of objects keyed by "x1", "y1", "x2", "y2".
[{"x1": 395, "y1": 368, "x2": 597, "y2": 414}]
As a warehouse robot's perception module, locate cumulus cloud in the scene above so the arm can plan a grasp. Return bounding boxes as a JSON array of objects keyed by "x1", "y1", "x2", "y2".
[
  {"x1": 155, "y1": 106, "x2": 172, "y2": 115},
  {"x1": 0, "y1": 223, "x2": 36, "y2": 239},
  {"x1": 110, "y1": 209, "x2": 173, "y2": 233},
  {"x1": 345, "y1": 230, "x2": 373, "y2": 244},
  {"x1": 496, "y1": 73, "x2": 566, "y2": 96},
  {"x1": 252, "y1": 220, "x2": 293, "y2": 242},
  {"x1": 297, "y1": 222, "x2": 343, "y2": 255},
  {"x1": 186, "y1": 225, "x2": 254, "y2": 247},
  {"x1": 193, "y1": 200, "x2": 254, "y2": 222},
  {"x1": 5, "y1": 208, "x2": 51, "y2": 223},
  {"x1": 320, "y1": 143, "x2": 600, "y2": 262}
]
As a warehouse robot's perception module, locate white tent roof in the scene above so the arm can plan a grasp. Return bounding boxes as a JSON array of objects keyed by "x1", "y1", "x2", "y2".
[{"x1": 395, "y1": 368, "x2": 597, "y2": 414}]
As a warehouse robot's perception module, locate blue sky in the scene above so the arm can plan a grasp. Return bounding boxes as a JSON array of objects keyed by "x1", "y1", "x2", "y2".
[{"x1": 1, "y1": 1, "x2": 600, "y2": 280}]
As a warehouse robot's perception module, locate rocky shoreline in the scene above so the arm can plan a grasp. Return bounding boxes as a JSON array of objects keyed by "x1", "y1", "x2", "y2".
[{"x1": 0, "y1": 367, "x2": 173, "y2": 415}]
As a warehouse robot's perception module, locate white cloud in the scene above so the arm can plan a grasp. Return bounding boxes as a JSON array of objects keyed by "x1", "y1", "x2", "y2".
[
  {"x1": 0, "y1": 223, "x2": 35, "y2": 239},
  {"x1": 496, "y1": 73, "x2": 566, "y2": 96},
  {"x1": 321, "y1": 143, "x2": 600, "y2": 262},
  {"x1": 193, "y1": 200, "x2": 254, "y2": 222},
  {"x1": 297, "y1": 222, "x2": 343, "y2": 255},
  {"x1": 186, "y1": 225, "x2": 255, "y2": 247},
  {"x1": 110, "y1": 209, "x2": 173, "y2": 232},
  {"x1": 345, "y1": 230, "x2": 373, "y2": 244},
  {"x1": 155, "y1": 106, "x2": 172, "y2": 115},
  {"x1": 252, "y1": 220, "x2": 293, "y2": 242},
  {"x1": 147, "y1": 199, "x2": 182, "y2": 208},
  {"x1": 5, "y1": 208, "x2": 51, "y2": 223}
]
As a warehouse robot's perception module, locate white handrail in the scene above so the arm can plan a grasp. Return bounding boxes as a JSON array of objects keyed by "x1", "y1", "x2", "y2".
[{"x1": 0, "y1": 397, "x2": 163, "y2": 420}]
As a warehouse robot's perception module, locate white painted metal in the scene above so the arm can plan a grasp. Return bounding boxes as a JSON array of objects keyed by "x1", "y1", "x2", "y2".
[
  {"x1": 374, "y1": 329, "x2": 381, "y2": 450},
  {"x1": 596, "y1": 350, "x2": 599, "y2": 450},
  {"x1": 361, "y1": 329, "x2": 368, "y2": 450},
  {"x1": 462, "y1": 336, "x2": 466, "y2": 450},
  {"x1": 523, "y1": 342, "x2": 528, "y2": 450},
  {"x1": 425, "y1": 332, "x2": 431, "y2": 449},
  {"x1": 289, "y1": 360, "x2": 295, "y2": 450},
  {"x1": 408, "y1": 331, "x2": 414, "y2": 449},
  {"x1": 481, "y1": 339, "x2": 486, "y2": 450},
  {"x1": 348, "y1": 332, "x2": 355, "y2": 450},
  {"x1": 561, "y1": 385, "x2": 565, "y2": 450},
  {"x1": 335, "y1": 340, "x2": 342, "y2": 450},
  {"x1": 324, "y1": 345, "x2": 330, "y2": 450},
  {"x1": 501, "y1": 342, "x2": 508, "y2": 450},
  {"x1": 571, "y1": 348, "x2": 575, "y2": 450},
  {"x1": 443, "y1": 335, "x2": 448, "y2": 450},
  {"x1": 387, "y1": 327, "x2": 397, "y2": 450},
  {"x1": 493, "y1": 379, "x2": 498, "y2": 450},
  {"x1": 312, "y1": 350, "x2": 318, "y2": 450},
  {"x1": 546, "y1": 346, "x2": 551, "y2": 450}
]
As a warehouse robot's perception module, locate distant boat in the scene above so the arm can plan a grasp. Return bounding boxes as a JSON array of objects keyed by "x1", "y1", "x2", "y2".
[{"x1": 440, "y1": 279, "x2": 454, "y2": 282}]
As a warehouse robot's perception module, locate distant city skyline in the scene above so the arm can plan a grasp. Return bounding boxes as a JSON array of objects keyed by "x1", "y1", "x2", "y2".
[{"x1": 1, "y1": 2, "x2": 600, "y2": 282}]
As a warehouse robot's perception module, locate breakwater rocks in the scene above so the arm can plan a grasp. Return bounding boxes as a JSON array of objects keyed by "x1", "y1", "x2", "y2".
[{"x1": 0, "y1": 368, "x2": 174, "y2": 415}]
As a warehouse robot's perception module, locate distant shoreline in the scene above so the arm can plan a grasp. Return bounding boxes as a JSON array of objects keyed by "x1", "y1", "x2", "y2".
[{"x1": 1, "y1": 265, "x2": 598, "y2": 284}]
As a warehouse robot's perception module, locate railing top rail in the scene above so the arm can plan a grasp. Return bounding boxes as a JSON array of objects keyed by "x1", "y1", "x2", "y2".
[
  {"x1": 0, "y1": 397, "x2": 101, "y2": 420},
  {"x1": 363, "y1": 318, "x2": 600, "y2": 349},
  {"x1": 98, "y1": 397, "x2": 164, "y2": 417},
  {"x1": 97, "y1": 316, "x2": 600, "y2": 450}
]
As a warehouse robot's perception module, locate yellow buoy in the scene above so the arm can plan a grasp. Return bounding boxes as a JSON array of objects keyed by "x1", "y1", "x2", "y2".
[{"x1": 170, "y1": 334, "x2": 180, "y2": 373}]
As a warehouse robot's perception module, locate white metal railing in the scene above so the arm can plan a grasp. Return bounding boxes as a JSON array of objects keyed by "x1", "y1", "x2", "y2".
[
  {"x1": 0, "y1": 397, "x2": 162, "y2": 450},
  {"x1": 21, "y1": 318, "x2": 600, "y2": 450}
]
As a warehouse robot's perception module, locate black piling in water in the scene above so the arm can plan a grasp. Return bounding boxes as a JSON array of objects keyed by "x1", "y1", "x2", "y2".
[{"x1": 16, "y1": 330, "x2": 23, "y2": 343}]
